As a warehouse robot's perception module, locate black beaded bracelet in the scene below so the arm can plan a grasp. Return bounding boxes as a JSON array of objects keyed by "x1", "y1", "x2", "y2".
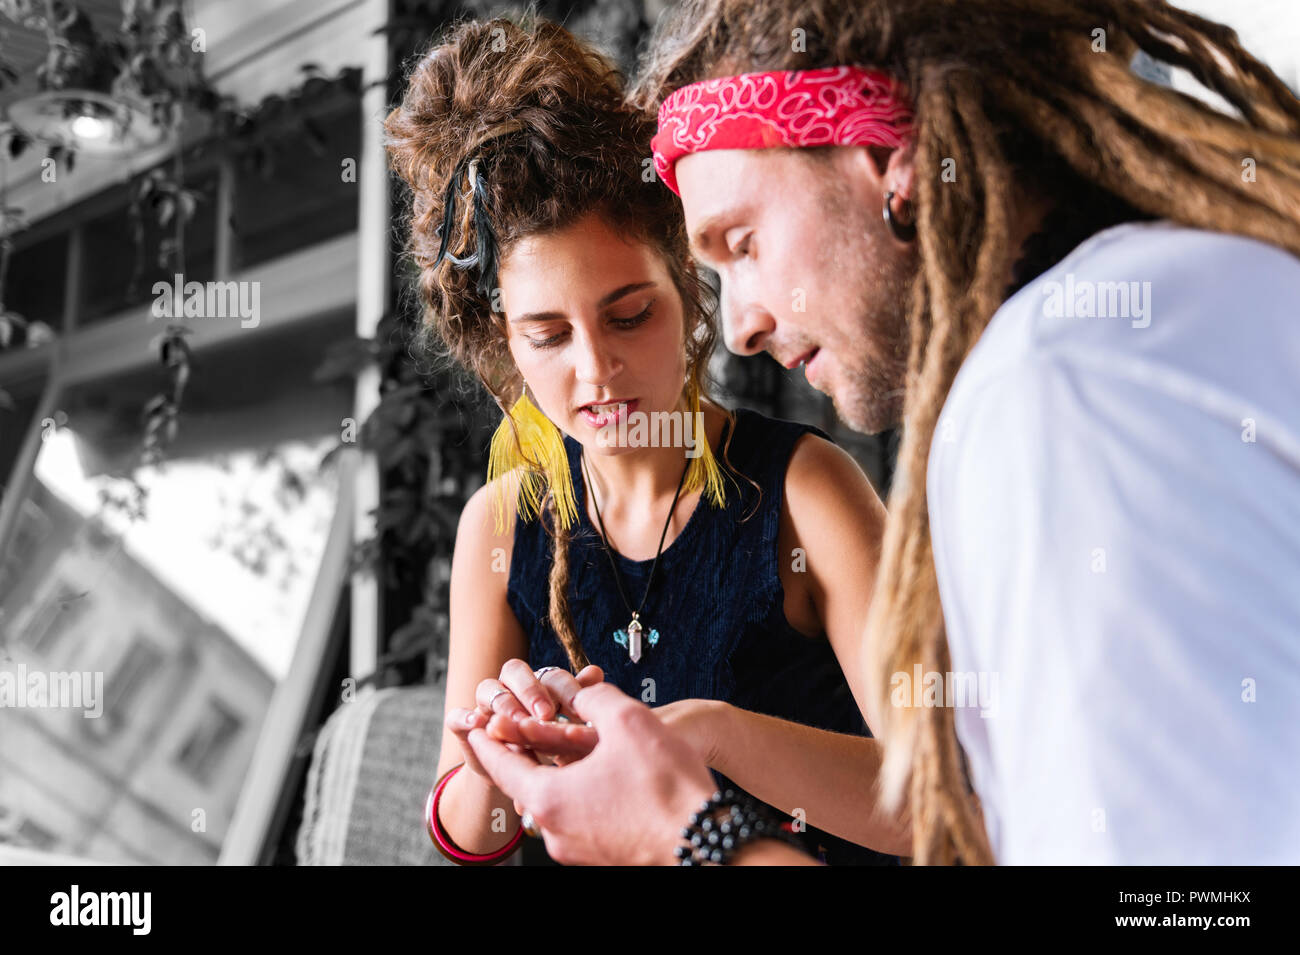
[{"x1": 674, "y1": 789, "x2": 809, "y2": 865}]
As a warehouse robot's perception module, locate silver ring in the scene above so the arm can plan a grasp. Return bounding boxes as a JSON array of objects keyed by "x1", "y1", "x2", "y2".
[
  {"x1": 521, "y1": 812, "x2": 540, "y2": 838},
  {"x1": 486, "y1": 688, "x2": 510, "y2": 711},
  {"x1": 533, "y1": 666, "x2": 560, "y2": 679}
]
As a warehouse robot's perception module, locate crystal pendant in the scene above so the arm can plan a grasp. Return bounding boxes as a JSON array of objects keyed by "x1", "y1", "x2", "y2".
[
  {"x1": 613, "y1": 614, "x2": 659, "y2": 662},
  {"x1": 627, "y1": 617, "x2": 643, "y2": 663}
]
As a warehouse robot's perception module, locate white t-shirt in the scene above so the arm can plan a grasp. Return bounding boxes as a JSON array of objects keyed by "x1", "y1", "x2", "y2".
[{"x1": 927, "y1": 220, "x2": 1300, "y2": 864}]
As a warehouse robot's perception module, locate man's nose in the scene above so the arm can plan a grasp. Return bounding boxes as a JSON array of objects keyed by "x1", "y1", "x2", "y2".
[{"x1": 721, "y1": 284, "x2": 776, "y2": 357}]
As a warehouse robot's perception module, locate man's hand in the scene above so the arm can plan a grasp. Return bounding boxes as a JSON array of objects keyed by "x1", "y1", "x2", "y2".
[{"x1": 466, "y1": 682, "x2": 716, "y2": 865}]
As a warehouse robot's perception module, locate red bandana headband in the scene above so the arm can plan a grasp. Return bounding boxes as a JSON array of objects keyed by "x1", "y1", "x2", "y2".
[{"x1": 650, "y1": 66, "x2": 914, "y2": 196}]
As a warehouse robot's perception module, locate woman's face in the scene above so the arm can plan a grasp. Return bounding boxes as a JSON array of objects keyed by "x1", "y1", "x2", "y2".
[{"x1": 498, "y1": 211, "x2": 689, "y2": 457}]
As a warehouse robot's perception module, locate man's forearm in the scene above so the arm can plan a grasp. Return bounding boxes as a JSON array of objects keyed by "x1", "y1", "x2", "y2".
[{"x1": 713, "y1": 704, "x2": 911, "y2": 856}]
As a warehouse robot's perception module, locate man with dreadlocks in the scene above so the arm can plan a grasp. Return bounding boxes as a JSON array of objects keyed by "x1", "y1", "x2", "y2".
[{"x1": 465, "y1": 0, "x2": 1300, "y2": 865}]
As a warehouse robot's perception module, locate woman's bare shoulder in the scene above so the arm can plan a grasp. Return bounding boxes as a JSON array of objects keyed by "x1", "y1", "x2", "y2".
[
  {"x1": 457, "y1": 474, "x2": 523, "y2": 542},
  {"x1": 783, "y1": 432, "x2": 885, "y2": 531},
  {"x1": 453, "y1": 476, "x2": 524, "y2": 589}
]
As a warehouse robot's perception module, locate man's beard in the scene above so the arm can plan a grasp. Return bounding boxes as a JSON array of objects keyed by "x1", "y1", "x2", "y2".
[
  {"x1": 811, "y1": 171, "x2": 915, "y2": 434},
  {"x1": 833, "y1": 335, "x2": 909, "y2": 434},
  {"x1": 833, "y1": 250, "x2": 913, "y2": 435}
]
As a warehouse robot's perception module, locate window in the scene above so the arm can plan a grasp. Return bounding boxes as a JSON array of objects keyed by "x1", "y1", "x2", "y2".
[
  {"x1": 0, "y1": 807, "x2": 59, "y2": 852},
  {"x1": 14, "y1": 818, "x2": 58, "y2": 851},
  {"x1": 175, "y1": 699, "x2": 244, "y2": 786},
  {"x1": 17, "y1": 578, "x2": 90, "y2": 660},
  {"x1": 102, "y1": 636, "x2": 166, "y2": 727}
]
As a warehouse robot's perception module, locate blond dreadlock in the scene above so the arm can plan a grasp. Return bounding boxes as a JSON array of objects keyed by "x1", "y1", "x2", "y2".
[{"x1": 634, "y1": 0, "x2": 1300, "y2": 865}]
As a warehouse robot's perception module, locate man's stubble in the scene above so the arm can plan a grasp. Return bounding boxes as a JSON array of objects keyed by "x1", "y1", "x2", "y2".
[{"x1": 821, "y1": 185, "x2": 915, "y2": 436}]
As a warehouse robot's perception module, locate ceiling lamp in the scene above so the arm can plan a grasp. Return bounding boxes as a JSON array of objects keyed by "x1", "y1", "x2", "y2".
[{"x1": 7, "y1": 89, "x2": 168, "y2": 158}]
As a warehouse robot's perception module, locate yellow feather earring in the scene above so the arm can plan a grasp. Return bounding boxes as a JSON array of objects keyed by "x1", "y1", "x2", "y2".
[
  {"x1": 486, "y1": 387, "x2": 579, "y2": 534},
  {"x1": 682, "y1": 375, "x2": 727, "y2": 508}
]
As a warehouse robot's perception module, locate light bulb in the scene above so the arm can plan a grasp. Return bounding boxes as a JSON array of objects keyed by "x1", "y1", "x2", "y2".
[{"x1": 70, "y1": 114, "x2": 110, "y2": 140}]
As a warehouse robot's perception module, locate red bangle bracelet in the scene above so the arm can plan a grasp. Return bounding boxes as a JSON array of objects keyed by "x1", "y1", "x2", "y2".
[{"x1": 426, "y1": 763, "x2": 524, "y2": 865}]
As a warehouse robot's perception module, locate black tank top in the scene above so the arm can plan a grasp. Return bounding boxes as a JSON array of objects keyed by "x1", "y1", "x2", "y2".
[{"x1": 506, "y1": 407, "x2": 897, "y2": 865}]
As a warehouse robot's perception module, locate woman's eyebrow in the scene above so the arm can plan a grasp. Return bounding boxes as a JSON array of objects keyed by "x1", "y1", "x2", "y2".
[
  {"x1": 509, "y1": 281, "x2": 656, "y2": 324},
  {"x1": 597, "y1": 280, "x2": 656, "y2": 307}
]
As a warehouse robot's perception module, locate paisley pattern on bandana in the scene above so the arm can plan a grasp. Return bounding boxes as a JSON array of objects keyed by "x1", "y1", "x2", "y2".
[{"x1": 650, "y1": 66, "x2": 914, "y2": 195}]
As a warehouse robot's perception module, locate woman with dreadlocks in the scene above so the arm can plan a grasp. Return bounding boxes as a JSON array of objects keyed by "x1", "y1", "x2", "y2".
[
  {"x1": 462, "y1": 0, "x2": 1300, "y2": 865},
  {"x1": 386, "y1": 16, "x2": 911, "y2": 866}
]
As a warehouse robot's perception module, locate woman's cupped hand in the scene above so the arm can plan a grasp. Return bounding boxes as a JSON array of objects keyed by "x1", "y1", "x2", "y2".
[{"x1": 446, "y1": 659, "x2": 604, "y2": 779}]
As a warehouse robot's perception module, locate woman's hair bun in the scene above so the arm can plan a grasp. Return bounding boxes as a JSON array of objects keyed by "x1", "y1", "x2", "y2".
[{"x1": 386, "y1": 17, "x2": 630, "y2": 202}]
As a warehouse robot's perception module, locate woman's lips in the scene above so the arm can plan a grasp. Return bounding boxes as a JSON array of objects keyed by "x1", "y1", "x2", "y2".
[{"x1": 578, "y1": 398, "x2": 638, "y2": 428}]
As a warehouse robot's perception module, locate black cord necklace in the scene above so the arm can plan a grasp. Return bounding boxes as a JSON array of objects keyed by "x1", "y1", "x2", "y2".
[{"x1": 580, "y1": 449, "x2": 690, "y2": 663}]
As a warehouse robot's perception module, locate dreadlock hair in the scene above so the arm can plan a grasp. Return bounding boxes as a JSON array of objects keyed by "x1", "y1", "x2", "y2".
[
  {"x1": 385, "y1": 15, "x2": 727, "y2": 673},
  {"x1": 633, "y1": 0, "x2": 1300, "y2": 865}
]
